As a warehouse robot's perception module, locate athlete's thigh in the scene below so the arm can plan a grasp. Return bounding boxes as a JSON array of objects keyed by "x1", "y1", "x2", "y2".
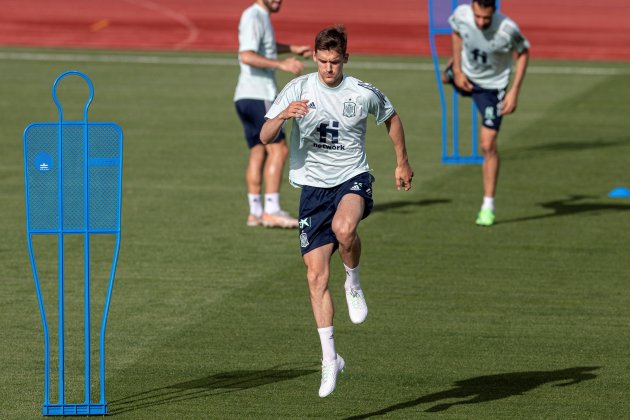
[
  {"x1": 332, "y1": 193, "x2": 365, "y2": 233},
  {"x1": 302, "y1": 243, "x2": 335, "y2": 275},
  {"x1": 479, "y1": 125, "x2": 499, "y2": 151}
]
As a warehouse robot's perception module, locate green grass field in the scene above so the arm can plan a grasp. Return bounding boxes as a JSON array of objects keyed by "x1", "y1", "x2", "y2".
[{"x1": 1, "y1": 48, "x2": 629, "y2": 419}]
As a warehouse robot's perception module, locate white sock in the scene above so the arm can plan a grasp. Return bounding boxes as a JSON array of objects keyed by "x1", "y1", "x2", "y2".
[
  {"x1": 317, "y1": 326, "x2": 337, "y2": 363},
  {"x1": 481, "y1": 196, "x2": 494, "y2": 211},
  {"x1": 248, "y1": 194, "x2": 262, "y2": 218},
  {"x1": 264, "y1": 193, "x2": 280, "y2": 214},
  {"x1": 344, "y1": 264, "x2": 361, "y2": 290}
]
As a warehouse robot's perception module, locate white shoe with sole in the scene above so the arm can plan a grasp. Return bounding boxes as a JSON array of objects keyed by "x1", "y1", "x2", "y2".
[
  {"x1": 261, "y1": 210, "x2": 299, "y2": 228},
  {"x1": 319, "y1": 354, "x2": 345, "y2": 398},
  {"x1": 345, "y1": 287, "x2": 368, "y2": 324}
]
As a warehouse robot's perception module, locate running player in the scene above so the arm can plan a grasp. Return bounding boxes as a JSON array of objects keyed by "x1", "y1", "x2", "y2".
[{"x1": 260, "y1": 25, "x2": 414, "y2": 398}]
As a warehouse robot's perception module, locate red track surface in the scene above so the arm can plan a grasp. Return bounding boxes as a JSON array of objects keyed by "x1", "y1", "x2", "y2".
[{"x1": 2, "y1": 0, "x2": 629, "y2": 61}]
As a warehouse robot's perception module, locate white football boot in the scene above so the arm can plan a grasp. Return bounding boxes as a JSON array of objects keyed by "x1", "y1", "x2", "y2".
[
  {"x1": 345, "y1": 287, "x2": 368, "y2": 324},
  {"x1": 319, "y1": 354, "x2": 345, "y2": 398}
]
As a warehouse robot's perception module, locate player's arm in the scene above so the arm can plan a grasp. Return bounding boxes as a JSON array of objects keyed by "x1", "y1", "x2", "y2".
[
  {"x1": 260, "y1": 99, "x2": 310, "y2": 144},
  {"x1": 384, "y1": 113, "x2": 414, "y2": 191},
  {"x1": 451, "y1": 31, "x2": 473, "y2": 92},
  {"x1": 277, "y1": 43, "x2": 312, "y2": 58},
  {"x1": 240, "y1": 50, "x2": 305, "y2": 75},
  {"x1": 500, "y1": 48, "x2": 529, "y2": 116}
]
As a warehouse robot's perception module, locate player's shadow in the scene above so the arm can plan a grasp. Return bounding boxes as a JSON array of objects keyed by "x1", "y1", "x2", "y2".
[
  {"x1": 108, "y1": 362, "x2": 318, "y2": 415},
  {"x1": 372, "y1": 198, "x2": 451, "y2": 213},
  {"x1": 506, "y1": 137, "x2": 628, "y2": 159},
  {"x1": 499, "y1": 194, "x2": 630, "y2": 224},
  {"x1": 345, "y1": 366, "x2": 599, "y2": 419}
]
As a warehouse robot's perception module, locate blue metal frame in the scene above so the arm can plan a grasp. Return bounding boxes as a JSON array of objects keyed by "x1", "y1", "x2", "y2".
[
  {"x1": 23, "y1": 71, "x2": 123, "y2": 416},
  {"x1": 428, "y1": 0, "x2": 499, "y2": 165}
]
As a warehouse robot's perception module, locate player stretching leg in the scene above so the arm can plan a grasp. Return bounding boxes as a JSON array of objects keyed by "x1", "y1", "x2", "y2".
[{"x1": 443, "y1": 0, "x2": 529, "y2": 226}]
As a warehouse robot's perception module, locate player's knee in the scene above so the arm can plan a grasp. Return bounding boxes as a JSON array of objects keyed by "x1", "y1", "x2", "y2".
[
  {"x1": 332, "y1": 221, "x2": 357, "y2": 246},
  {"x1": 306, "y1": 268, "x2": 329, "y2": 293},
  {"x1": 480, "y1": 139, "x2": 498, "y2": 156}
]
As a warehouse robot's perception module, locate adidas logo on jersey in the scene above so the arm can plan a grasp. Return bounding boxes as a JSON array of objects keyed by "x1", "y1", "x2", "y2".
[{"x1": 308, "y1": 102, "x2": 316, "y2": 109}]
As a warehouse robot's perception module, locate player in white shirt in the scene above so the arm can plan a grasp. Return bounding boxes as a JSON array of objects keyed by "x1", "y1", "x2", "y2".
[
  {"x1": 234, "y1": 0, "x2": 310, "y2": 228},
  {"x1": 442, "y1": 0, "x2": 530, "y2": 226},
  {"x1": 261, "y1": 25, "x2": 414, "y2": 398}
]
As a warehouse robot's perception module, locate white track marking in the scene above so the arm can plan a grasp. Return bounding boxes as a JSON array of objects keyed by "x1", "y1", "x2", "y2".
[
  {"x1": 0, "y1": 51, "x2": 628, "y2": 76},
  {"x1": 121, "y1": 0, "x2": 199, "y2": 50}
]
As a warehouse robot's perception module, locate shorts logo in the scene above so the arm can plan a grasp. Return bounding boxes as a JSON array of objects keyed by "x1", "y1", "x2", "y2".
[
  {"x1": 343, "y1": 101, "x2": 356, "y2": 117},
  {"x1": 300, "y1": 232, "x2": 309, "y2": 248},
  {"x1": 299, "y1": 217, "x2": 311, "y2": 229},
  {"x1": 484, "y1": 106, "x2": 495, "y2": 120},
  {"x1": 350, "y1": 182, "x2": 362, "y2": 191},
  {"x1": 484, "y1": 106, "x2": 495, "y2": 126},
  {"x1": 366, "y1": 187, "x2": 372, "y2": 196}
]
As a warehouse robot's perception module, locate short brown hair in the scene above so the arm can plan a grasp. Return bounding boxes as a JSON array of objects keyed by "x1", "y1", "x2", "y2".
[
  {"x1": 314, "y1": 25, "x2": 347, "y2": 56},
  {"x1": 473, "y1": 0, "x2": 496, "y2": 10}
]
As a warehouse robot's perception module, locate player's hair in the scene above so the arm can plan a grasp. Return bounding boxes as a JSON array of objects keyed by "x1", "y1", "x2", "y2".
[
  {"x1": 314, "y1": 25, "x2": 347, "y2": 56},
  {"x1": 473, "y1": 0, "x2": 496, "y2": 9}
]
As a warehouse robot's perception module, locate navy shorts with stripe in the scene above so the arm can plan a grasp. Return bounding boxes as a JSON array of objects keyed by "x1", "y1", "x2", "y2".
[
  {"x1": 235, "y1": 99, "x2": 285, "y2": 148},
  {"x1": 297, "y1": 172, "x2": 374, "y2": 256},
  {"x1": 444, "y1": 65, "x2": 506, "y2": 131}
]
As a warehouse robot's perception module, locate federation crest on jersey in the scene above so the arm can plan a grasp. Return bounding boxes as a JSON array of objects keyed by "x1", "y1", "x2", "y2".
[{"x1": 343, "y1": 101, "x2": 356, "y2": 117}]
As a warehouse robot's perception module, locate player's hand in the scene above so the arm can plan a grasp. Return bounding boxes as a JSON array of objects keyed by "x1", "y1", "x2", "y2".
[
  {"x1": 279, "y1": 57, "x2": 305, "y2": 75},
  {"x1": 500, "y1": 90, "x2": 518, "y2": 115},
  {"x1": 280, "y1": 99, "x2": 310, "y2": 120},
  {"x1": 395, "y1": 162, "x2": 414, "y2": 191},
  {"x1": 454, "y1": 71, "x2": 473, "y2": 92},
  {"x1": 292, "y1": 45, "x2": 312, "y2": 58}
]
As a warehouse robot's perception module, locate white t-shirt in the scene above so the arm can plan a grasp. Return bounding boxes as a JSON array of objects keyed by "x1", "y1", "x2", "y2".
[
  {"x1": 234, "y1": 3, "x2": 278, "y2": 101},
  {"x1": 266, "y1": 73, "x2": 395, "y2": 189},
  {"x1": 449, "y1": 4, "x2": 530, "y2": 89}
]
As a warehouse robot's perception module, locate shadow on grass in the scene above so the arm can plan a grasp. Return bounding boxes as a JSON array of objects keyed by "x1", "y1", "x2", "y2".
[
  {"x1": 372, "y1": 198, "x2": 451, "y2": 213},
  {"x1": 499, "y1": 194, "x2": 630, "y2": 225},
  {"x1": 345, "y1": 366, "x2": 599, "y2": 419},
  {"x1": 507, "y1": 138, "x2": 627, "y2": 158},
  {"x1": 108, "y1": 362, "x2": 318, "y2": 415}
]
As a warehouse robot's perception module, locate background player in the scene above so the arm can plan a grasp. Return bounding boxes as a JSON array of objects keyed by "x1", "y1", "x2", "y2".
[
  {"x1": 260, "y1": 25, "x2": 414, "y2": 398},
  {"x1": 234, "y1": 0, "x2": 311, "y2": 228},
  {"x1": 443, "y1": 0, "x2": 529, "y2": 226}
]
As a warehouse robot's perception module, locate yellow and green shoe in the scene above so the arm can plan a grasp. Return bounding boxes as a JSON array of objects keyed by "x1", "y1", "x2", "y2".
[{"x1": 475, "y1": 208, "x2": 495, "y2": 226}]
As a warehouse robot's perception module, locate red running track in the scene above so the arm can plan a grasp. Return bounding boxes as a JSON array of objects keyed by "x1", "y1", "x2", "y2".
[{"x1": 1, "y1": 0, "x2": 629, "y2": 61}]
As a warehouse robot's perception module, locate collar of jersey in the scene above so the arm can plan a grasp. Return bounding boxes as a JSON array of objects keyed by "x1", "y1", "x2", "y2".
[
  {"x1": 253, "y1": 3, "x2": 269, "y2": 15},
  {"x1": 316, "y1": 73, "x2": 347, "y2": 90}
]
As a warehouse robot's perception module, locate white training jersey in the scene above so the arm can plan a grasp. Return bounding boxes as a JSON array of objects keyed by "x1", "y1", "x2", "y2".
[
  {"x1": 266, "y1": 73, "x2": 395, "y2": 189},
  {"x1": 449, "y1": 4, "x2": 530, "y2": 89},
  {"x1": 234, "y1": 3, "x2": 278, "y2": 101}
]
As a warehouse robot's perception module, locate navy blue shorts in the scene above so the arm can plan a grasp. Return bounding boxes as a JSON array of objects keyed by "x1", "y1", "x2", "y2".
[
  {"x1": 444, "y1": 65, "x2": 506, "y2": 131},
  {"x1": 235, "y1": 99, "x2": 285, "y2": 148},
  {"x1": 297, "y1": 172, "x2": 374, "y2": 255}
]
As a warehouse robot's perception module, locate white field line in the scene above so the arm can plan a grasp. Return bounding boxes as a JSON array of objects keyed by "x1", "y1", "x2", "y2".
[{"x1": 1, "y1": 51, "x2": 629, "y2": 76}]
